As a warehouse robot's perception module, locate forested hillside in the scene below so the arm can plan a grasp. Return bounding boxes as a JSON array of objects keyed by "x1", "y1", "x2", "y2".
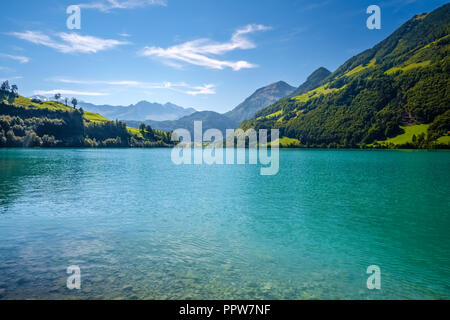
[
  {"x1": 0, "y1": 87, "x2": 173, "y2": 148},
  {"x1": 241, "y1": 4, "x2": 450, "y2": 149}
]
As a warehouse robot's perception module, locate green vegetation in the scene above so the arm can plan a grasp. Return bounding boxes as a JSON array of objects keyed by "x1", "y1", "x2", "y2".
[
  {"x1": 437, "y1": 135, "x2": 450, "y2": 144},
  {"x1": 83, "y1": 111, "x2": 110, "y2": 123},
  {"x1": 0, "y1": 85, "x2": 174, "y2": 148},
  {"x1": 369, "y1": 123, "x2": 449, "y2": 149},
  {"x1": 269, "y1": 137, "x2": 301, "y2": 148},
  {"x1": 344, "y1": 58, "x2": 377, "y2": 77},
  {"x1": 382, "y1": 124, "x2": 429, "y2": 144},
  {"x1": 369, "y1": 124, "x2": 428, "y2": 148},
  {"x1": 293, "y1": 84, "x2": 341, "y2": 103},
  {"x1": 289, "y1": 67, "x2": 331, "y2": 97},
  {"x1": 385, "y1": 60, "x2": 431, "y2": 74},
  {"x1": 257, "y1": 109, "x2": 283, "y2": 120},
  {"x1": 240, "y1": 3, "x2": 450, "y2": 149}
]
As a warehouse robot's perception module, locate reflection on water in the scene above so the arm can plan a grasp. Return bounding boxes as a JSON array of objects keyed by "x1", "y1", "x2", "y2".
[{"x1": 0, "y1": 149, "x2": 449, "y2": 299}]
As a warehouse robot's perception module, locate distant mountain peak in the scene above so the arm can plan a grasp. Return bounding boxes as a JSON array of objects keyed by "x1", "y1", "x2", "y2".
[
  {"x1": 225, "y1": 81, "x2": 296, "y2": 125},
  {"x1": 272, "y1": 80, "x2": 292, "y2": 86},
  {"x1": 289, "y1": 67, "x2": 331, "y2": 97}
]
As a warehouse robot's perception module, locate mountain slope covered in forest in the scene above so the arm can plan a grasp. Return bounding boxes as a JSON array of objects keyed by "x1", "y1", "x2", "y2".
[{"x1": 240, "y1": 3, "x2": 450, "y2": 148}]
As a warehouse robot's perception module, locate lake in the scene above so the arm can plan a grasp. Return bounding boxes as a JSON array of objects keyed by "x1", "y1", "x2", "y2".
[{"x1": 0, "y1": 148, "x2": 449, "y2": 299}]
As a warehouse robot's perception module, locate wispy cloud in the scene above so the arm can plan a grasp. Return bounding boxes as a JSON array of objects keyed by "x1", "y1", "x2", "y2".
[
  {"x1": 297, "y1": 0, "x2": 331, "y2": 12},
  {"x1": 34, "y1": 89, "x2": 108, "y2": 96},
  {"x1": 0, "y1": 76, "x2": 23, "y2": 82},
  {"x1": 0, "y1": 66, "x2": 13, "y2": 72},
  {"x1": 10, "y1": 31, "x2": 128, "y2": 54},
  {"x1": 139, "y1": 24, "x2": 271, "y2": 71},
  {"x1": 0, "y1": 53, "x2": 30, "y2": 63},
  {"x1": 50, "y1": 78, "x2": 216, "y2": 96},
  {"x1": 78, "y1": 0, "x2": 167, "y2": 12},
  {"x1": 185, "y1": 84, "x2": 215, "y2": 96}
]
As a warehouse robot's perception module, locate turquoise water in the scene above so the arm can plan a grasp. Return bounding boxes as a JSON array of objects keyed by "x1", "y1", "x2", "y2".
[{"x1": 0, "y1": 148, "x2": 449, "y2": 300}]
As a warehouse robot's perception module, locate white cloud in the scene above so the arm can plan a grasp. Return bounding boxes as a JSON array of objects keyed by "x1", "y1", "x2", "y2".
[
  {"x1": 10, "y1": 31, "x2": 128, "y2": 54},
  {"x1": 79, "y1": 0, "x2": 167, "y2": 12},
  {"x1": 139, "y1": 24, "x2": 271, "y2": 71},
  {"x1": 0, "y1": 53, "x2": 30, "y2": 63},
  {"x1": 50, "y1": 78, "x2": 216, "y2": 96},
  {"x1": 185, "y1": 84, "x2": 216, "y2": 96},
  {"x1": 34, "y1": 89, "x2": 108, "y2": 96}
]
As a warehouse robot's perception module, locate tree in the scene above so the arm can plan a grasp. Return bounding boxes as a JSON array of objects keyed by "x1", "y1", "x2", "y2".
[
  {"x1": 11, "y1": 84, "x2": 18, "y2": 95},
  {"x1": 139, "y1": 123, "x2": 146, "y2": 132},
  {"x1": 54, "y1": 93, "x2": 61, "y2": 102},
  {"x1": 64, "y1": 97, "x2": 68, "y2": 106},
  {"x1": 71, "y1": 97, "x2": 78, "y2": 109},
  {"x1": 1, "y1": 81, "x2": 10, "y2": 92}
]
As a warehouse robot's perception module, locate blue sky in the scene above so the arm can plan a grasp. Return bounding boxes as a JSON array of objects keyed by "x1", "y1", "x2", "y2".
[{"x1": 0, "y1": 0, "x2": 447, "y2": 112}]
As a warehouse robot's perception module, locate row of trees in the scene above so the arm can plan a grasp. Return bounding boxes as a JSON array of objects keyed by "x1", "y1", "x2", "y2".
[
  {"x1": 1, "y1": 81, "x2": 80, "y2": 110},
  {"x1": 1, "y1": 81, "x2": 18, "y2": 95},
  {"x1": 53, "y1": 93, "x2": 78, "y2": 109}
]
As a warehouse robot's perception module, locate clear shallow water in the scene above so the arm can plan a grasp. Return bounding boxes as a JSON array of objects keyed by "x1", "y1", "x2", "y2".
[{"x1": 0, "y1": 148, "x2": 449, "y2": 300}]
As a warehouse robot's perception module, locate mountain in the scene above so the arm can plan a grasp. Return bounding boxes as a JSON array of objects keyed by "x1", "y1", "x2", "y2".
[
  {"x1": 77, "y1": 100, "x2": 196, "y2": 121},
  {"x1": 225, "y1": 81, "x2": 295, "y2": 126},
  {"x1": 127, "y1": 111, "x2": 236, "y2": 137},
  {"x1": 289, "y1": 67, "x2": 331, "y2": 97},
  {"x1": 240, "y1": 3, "x2": 450, "y2": 149},
  {"x1": 127, "y1": 81, "x2": 296, "y2": 135}
]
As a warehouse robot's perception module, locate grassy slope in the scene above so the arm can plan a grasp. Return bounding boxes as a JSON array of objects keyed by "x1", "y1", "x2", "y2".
[
  {"x1": 373, "y1": 124, "x2": 429, "y2": 145},
  {"x1": 344, "y1": 58, "x2": 377, "y2": 77},
  {"x1": 269, "y1": 137, "x2": 301, "y2": 148},
  {"x1": 4, "y1": 95, "x2": 147, "y2": 141},
  {"x1": 13, "y1": 96, "x2": 110, "y2": 122},
  {"x1": 385, "y1": 60, "x2": 431, "y2": 75},
  {"x1": 437, "y1": 135, "x2": 450, "y2": 144}
]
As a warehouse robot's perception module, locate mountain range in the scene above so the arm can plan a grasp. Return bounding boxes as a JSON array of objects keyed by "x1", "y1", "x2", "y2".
[
  {"x1": 127, "y1": 111, "x2": 236, "y2": 137},
  {"x1": 126, "y1": 80, "x2": 301, "y2": 135},
  {"x1": 77, "y1": 100, "x2": 196, "y2": 121}
]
